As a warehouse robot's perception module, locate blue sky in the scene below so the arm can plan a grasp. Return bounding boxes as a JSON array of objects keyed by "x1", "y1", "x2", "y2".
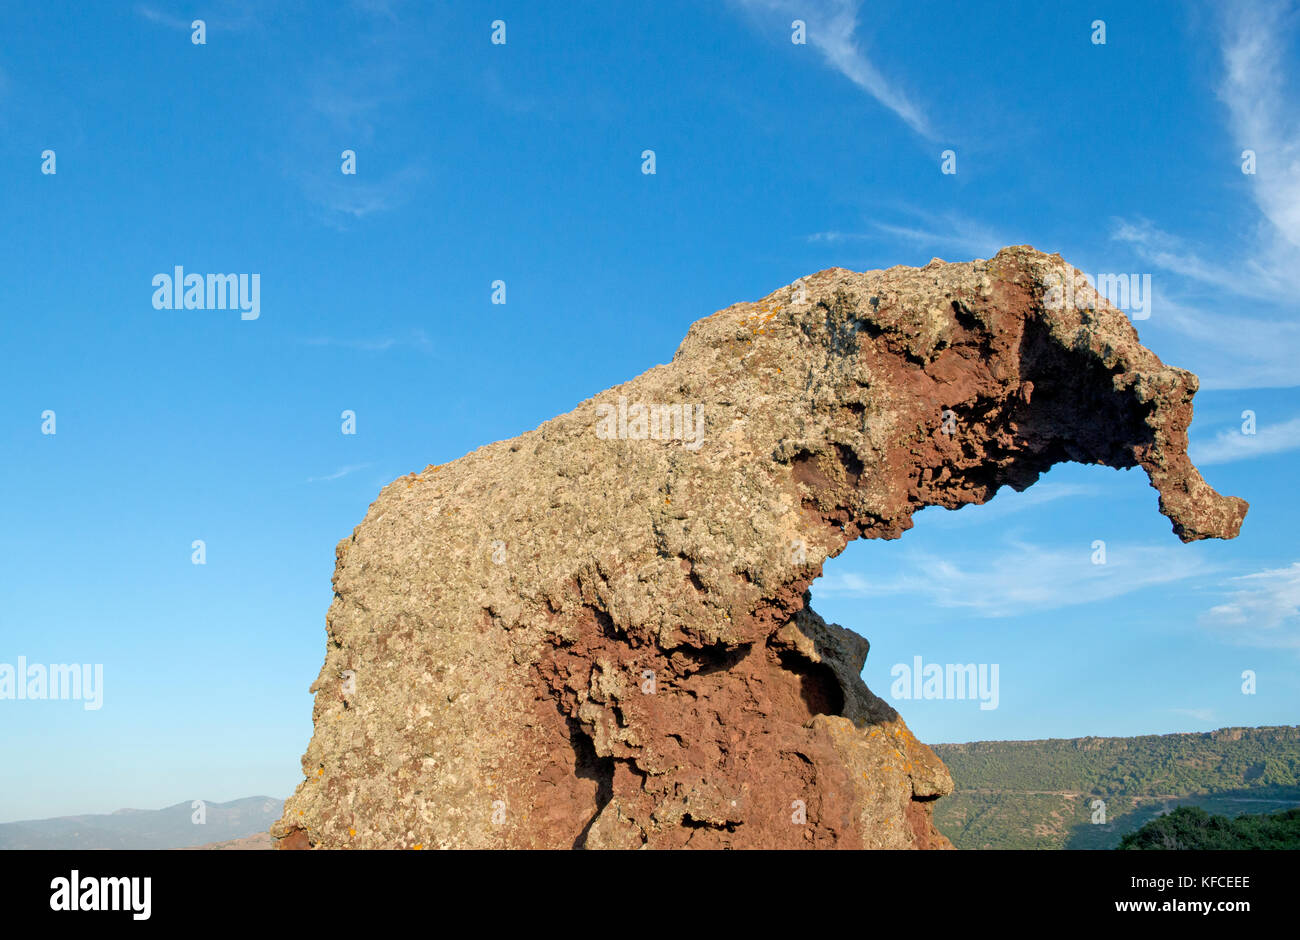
[{"x1": 1, "y1": 0, "x2": 1297, "y2": 822}]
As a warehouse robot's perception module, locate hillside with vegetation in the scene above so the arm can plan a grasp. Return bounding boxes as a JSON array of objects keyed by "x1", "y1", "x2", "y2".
[
  {"x1": 1119, "y1": 805, "x2": 1300, "y2": 849},
  {"x1": 932, "y1": 726, "x2": 1300, "y2": 849}
]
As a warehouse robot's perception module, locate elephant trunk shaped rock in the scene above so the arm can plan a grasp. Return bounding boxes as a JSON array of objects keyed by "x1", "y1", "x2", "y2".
[{"x1": 273, "y1": 246, "x2": 1246, "y2": 850}]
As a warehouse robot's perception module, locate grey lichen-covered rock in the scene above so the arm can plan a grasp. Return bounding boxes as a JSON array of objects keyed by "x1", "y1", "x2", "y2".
[{"x1": 272, "y1": 246, "x2": 1246, "y2": 850}]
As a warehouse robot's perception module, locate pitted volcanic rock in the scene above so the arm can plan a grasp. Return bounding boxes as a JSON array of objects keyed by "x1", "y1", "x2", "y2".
[{"x1": 272, "y1": 247, "x2": 1246, "y2": 850}]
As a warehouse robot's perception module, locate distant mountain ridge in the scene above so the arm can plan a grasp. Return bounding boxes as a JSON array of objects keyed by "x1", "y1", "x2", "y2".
[
  {"x1": 0, "y1": 797, "x2": 282, "y2": 850},
  {"x1": 932, "y1": 726, "x2": 1300, "y2": 849}
]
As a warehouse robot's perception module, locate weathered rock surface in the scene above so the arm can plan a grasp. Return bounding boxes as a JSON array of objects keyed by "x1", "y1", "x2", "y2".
[{"x1": 272, "y1": 247, "x2": 1246, "y2": 850}]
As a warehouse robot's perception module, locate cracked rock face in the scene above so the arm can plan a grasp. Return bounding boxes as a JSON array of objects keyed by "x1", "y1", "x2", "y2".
[{"x1": 272, "y1": 246, "x2": 1246, "y2": 850}]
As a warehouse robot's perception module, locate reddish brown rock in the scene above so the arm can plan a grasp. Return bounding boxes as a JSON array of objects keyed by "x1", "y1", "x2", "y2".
[{"x1": 272, "y1": 247, "x2": 1245, "y2": 850}]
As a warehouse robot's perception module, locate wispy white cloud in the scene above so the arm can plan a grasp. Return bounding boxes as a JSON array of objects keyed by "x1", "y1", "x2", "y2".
[
  {"x1": 1149, "y1": 293, "x2": 1300, "y2": 390},
  {"x1": 300, "y1": 329, "x2": 432, "y2": 352},
  {"x1": 866, "y1": 220, "x2": 1004, "y2": 261},
  {"x1": 1171, "y1": 707, "x2": 1216, "y2": 723},
  {"x1": 814, "y1": 540, "x2": 1213, "y2": 618},
  {"x1": 917, "y1": 482, "x2": 1104, "y2": 527},
  {"x1": 733, "y1": 0, "x2": 933, "y2": 138},
  {"x1": 136, "y1": 1, "x2": 260, "y2": 32},
  {"x1": 295, "y1": 163, "x2": 427, "y2": 222},
  {"x1": 135, "y1": 4, "x2": 192, "y2": 30},
  {"x1": 1111, "y1": 218, "x2": 1291, "y2": 301},
  {"x1": 808, "y1": 210, "x2": 1008, "y2": 262},
  {"x1": 278, "y1": 29, "x2": 429, "y2": 224},
  {"x1": 1089, "y1": 6, "x2": 1300, "y2": 389},
  {"x1": 1217, "y1": 1, "x2": 1300, "y2": 255},
  {"x1": 1105, "y1": 219, "x2": 1300, "y2": 389},
  {"x1": 351, "y1": 0, "x2": 400, "y2": 22},
  {"x1": 1192, "y1": 415, "x2": 1300, "y2": 464},
  {"x1": 306, "y1": 463, "x2": 372, "y2": 483},
  {"x1": 304, "y1": 336, "x2": 396, "y2": 352},
  {"x1": 1200, "y1": 561, "x2": 1300, "y2": 648}
]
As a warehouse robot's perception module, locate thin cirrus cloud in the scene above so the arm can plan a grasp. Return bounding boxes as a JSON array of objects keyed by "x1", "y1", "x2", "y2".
[
  {"x1": 303, "y1": 336, "x2": 397, "y2": 352},
  {"x1": 1200, "y1": 561, "x2": 1300, "y2": 649},
  {"x1": 299, "y1": 329, "x2": 433, "y2": 353},
  {"x1": 136, "y1": 2, "x2": 416, "y2": 223},
  {"x1": 807, "y1": 209, "x2": 1009, "y2": 264},
  {"x1": 914, "y1": 482, "x2": 1104, "y2": 528},
  {"x1": 135, "y1": 5, "x2": 193, "y2": 30},
  {"x1": 1108, "y1": 2, "x2": 1300, "y2": 299},
  {"x1": 1105, "y1": 3, "x2": 1300, "y2": 389},
  {"x1": 1147, "y1": 292, "x2": 1300, "y2": 391},
  {"x1": 1110, "y1": 2, "x2": 1300, "y2": 293},
  {"x1": 289, "y1": 59, "x2": 427, "y2": 222},
  {"x1": 294, "y1": 162, "x2": 428, "y2": 222},
  {"x1": 1110, "y1": 218, "x2": 1289, "y2": 303},
  {"x1": 813, "y1": 541, "x2": 1213, "y2": 618},
  {"x1": 349, "y1": 0, "x2": 401, "y2": 22},
  {"x1": 732, "y1": 0, "x2": 934, "y2": 139},
  {"x1": 1217, "y1": 0, "x2": 1300, "y2": 257},
  {"x1": 135, "y1": 1, "x2": 261, "y2": 33},
  {"x1": 306, "y1": 463, "x2": 372, "y2": 484},
  {"x1": 282, "y1": 21, "x2": 429, "y2": 224},
  {"x1": 1192, "y1": 415, "x2": 1300, "y2": 465}
]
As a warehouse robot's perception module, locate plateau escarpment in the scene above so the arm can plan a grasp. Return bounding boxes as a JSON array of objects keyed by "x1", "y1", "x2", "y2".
[{"x1": 273, "y1": 246, "x2": 1246, "y2": 850}]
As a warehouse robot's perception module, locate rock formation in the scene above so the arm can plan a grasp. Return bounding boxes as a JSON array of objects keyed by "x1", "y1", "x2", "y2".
[{"x1": 272, "y1": 246, "x2": 1246, "y2": 850}]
